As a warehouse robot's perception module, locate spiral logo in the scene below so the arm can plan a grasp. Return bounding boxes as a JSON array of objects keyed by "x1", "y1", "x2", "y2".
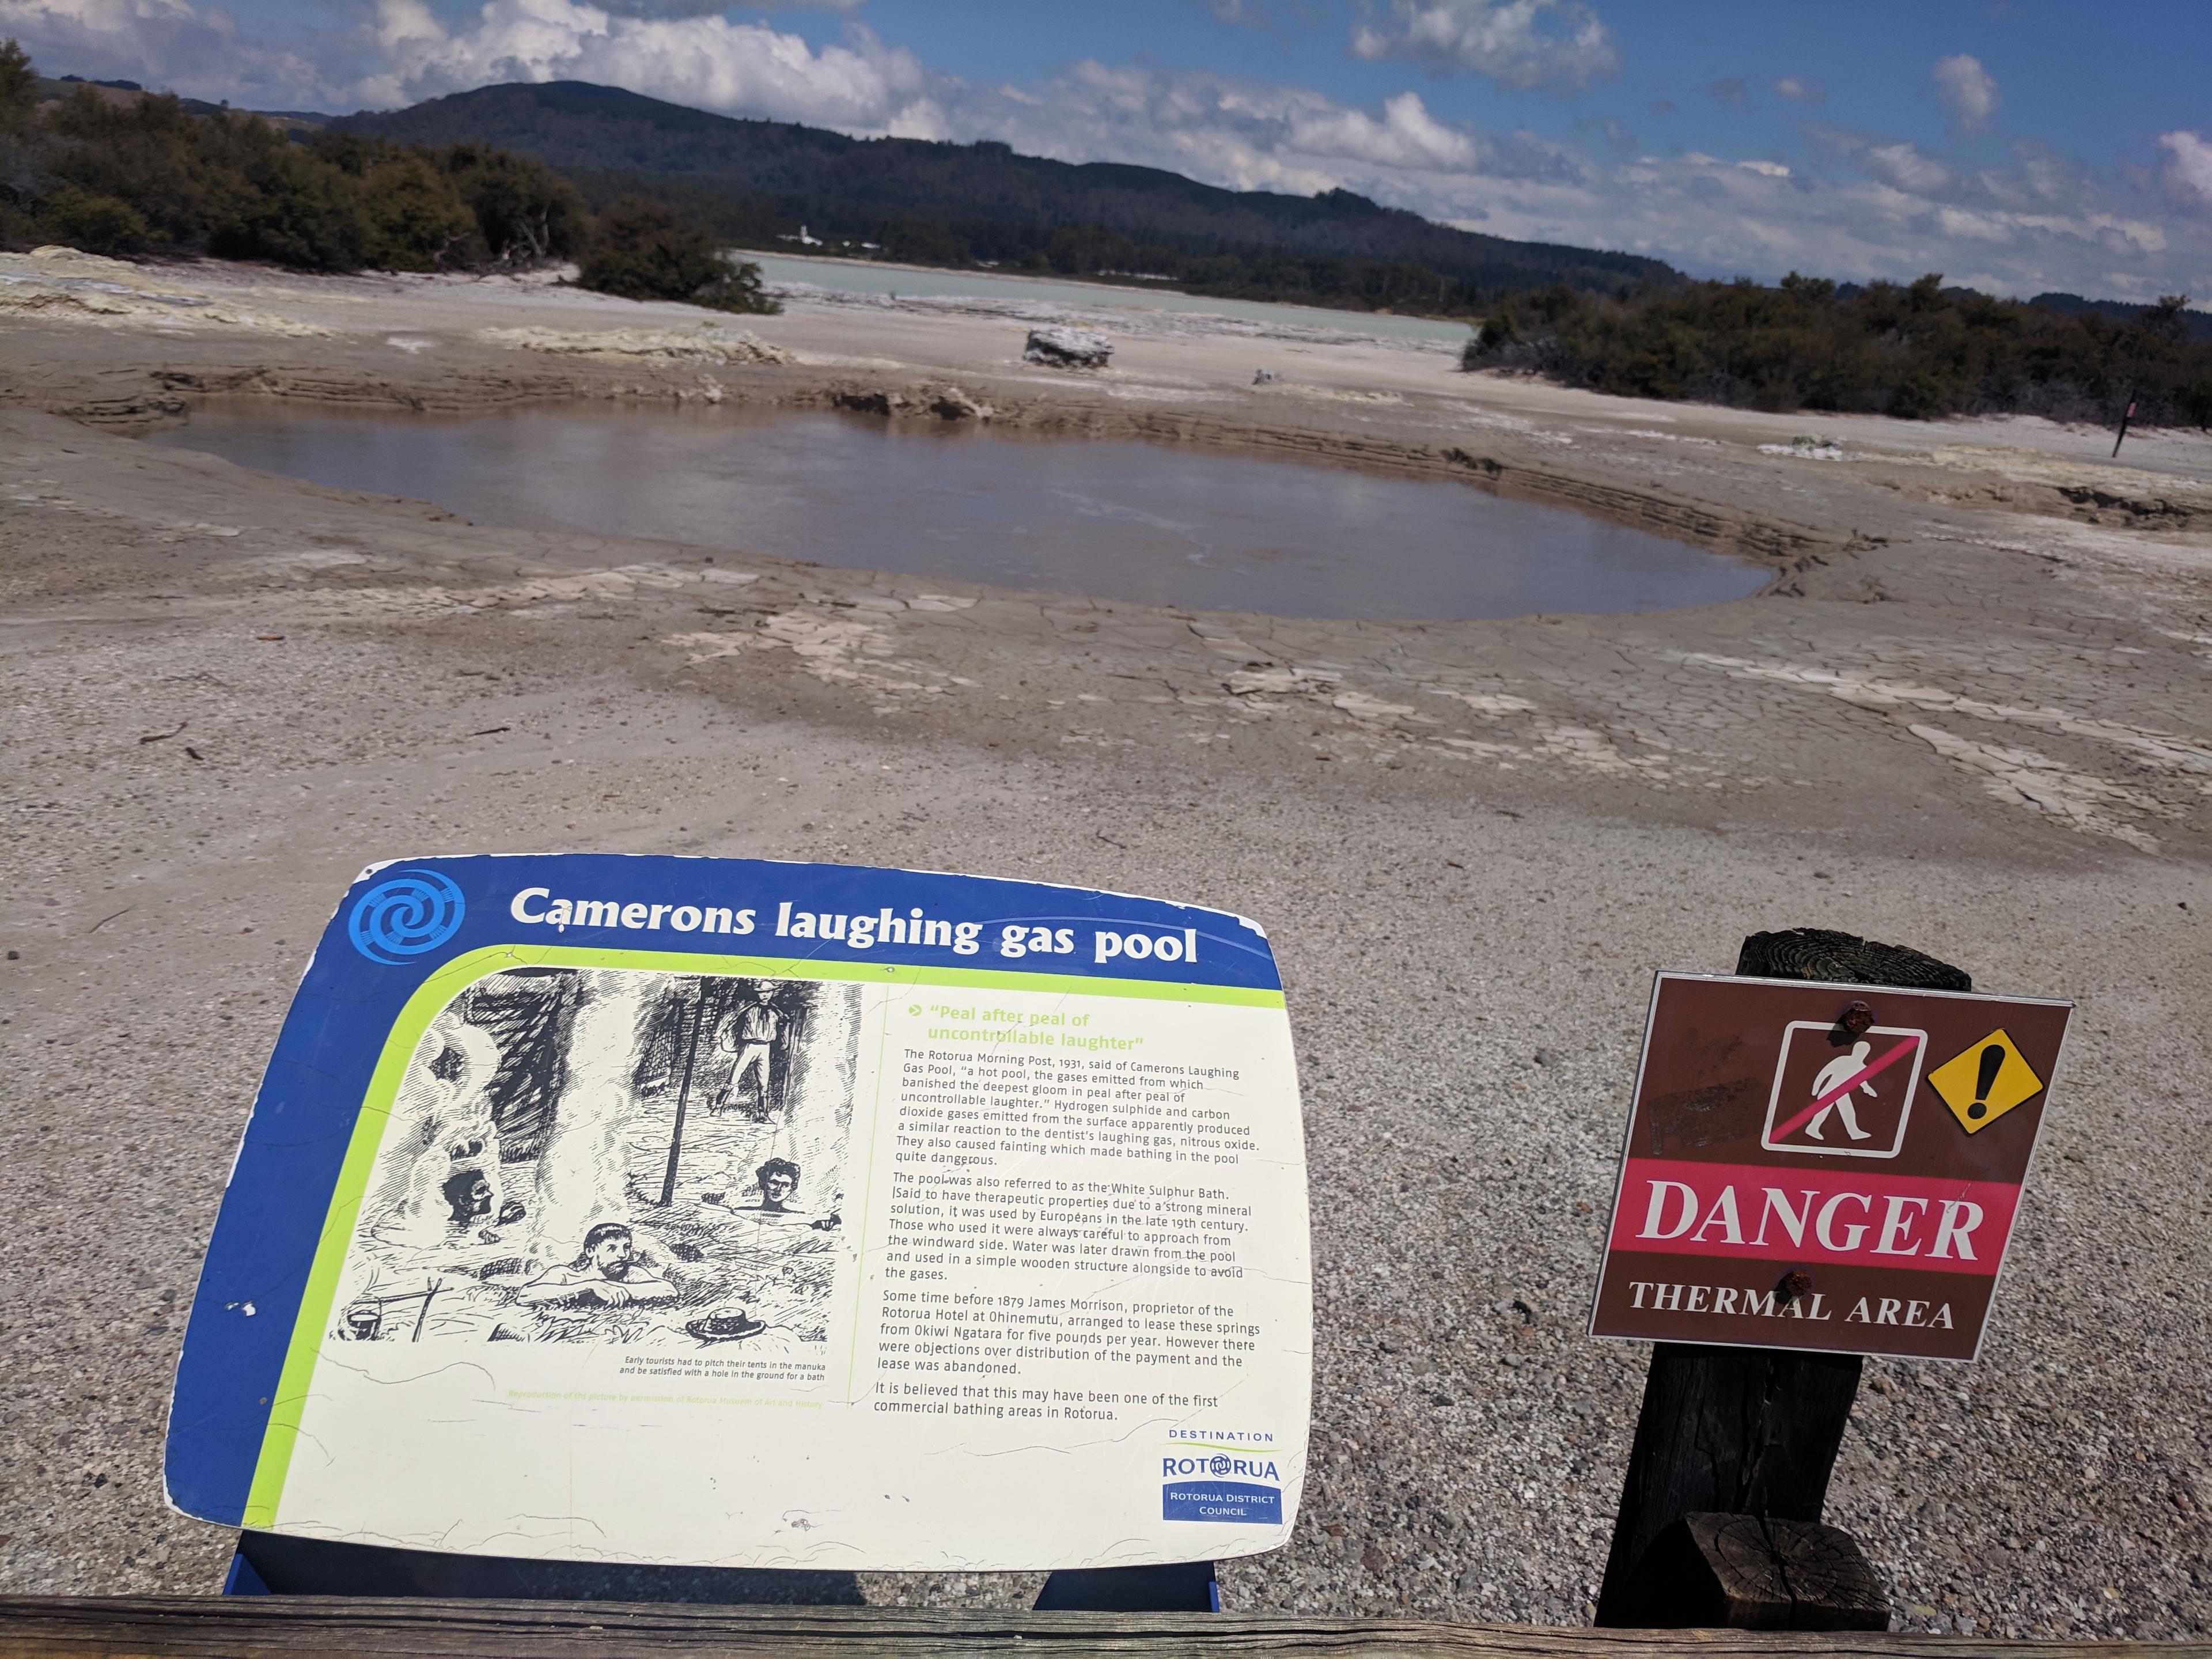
[
  {"x1": 1209, "y1": 1454, "x2": 1233, "y2": 1477},
  {"x1": 348, "y1": 869, "x2": 466, "y2": 964}
]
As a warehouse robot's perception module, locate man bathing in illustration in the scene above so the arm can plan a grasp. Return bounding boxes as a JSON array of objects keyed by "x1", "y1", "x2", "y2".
[
  {"x1": 441, "y1": 1169, "x2": 526, "y2": 1243},
  {"x1": 515, "y1": 1222, "x2": 676, "y2": 1308},
  {"x1": 703, "y1": 1158, "x2": 842, "y2": 1230}
]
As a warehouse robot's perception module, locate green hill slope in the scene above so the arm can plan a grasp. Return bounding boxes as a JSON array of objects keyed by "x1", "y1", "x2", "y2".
[{"x1": 332, "y1": 81, "x2": 1679, "y2": 311}]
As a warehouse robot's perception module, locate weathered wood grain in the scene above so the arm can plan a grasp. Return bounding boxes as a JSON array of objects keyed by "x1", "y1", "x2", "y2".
[
  {"x1": 1623, "y1": 1515, "x2": 1888, "y2": 1632},
  {"x1": 1, "y1": 1598, "x2": 2204, "y2": 1659},
  {"x1": 1597, "y1": 1342, "x2": 1866, "y2": 1623}
]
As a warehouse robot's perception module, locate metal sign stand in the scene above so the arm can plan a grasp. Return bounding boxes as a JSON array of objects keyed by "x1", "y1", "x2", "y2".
[{"x1": 223, "y1": 1533, "x2": 1217, "y2": 1612}]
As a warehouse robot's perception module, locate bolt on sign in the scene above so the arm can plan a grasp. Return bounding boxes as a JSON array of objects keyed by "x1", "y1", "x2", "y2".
[
  {"x1": 166, "y1": 855, "x2": 1311, "y2": 1571},
  {"x1": 1588, "y1": 974, "x2": 2071, "y2": 1362}
]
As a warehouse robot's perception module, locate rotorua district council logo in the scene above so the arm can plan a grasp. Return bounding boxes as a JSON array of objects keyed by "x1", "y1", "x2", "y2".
[{"x1": 348, "y1": 869, "x2": 467, "y2": 964}]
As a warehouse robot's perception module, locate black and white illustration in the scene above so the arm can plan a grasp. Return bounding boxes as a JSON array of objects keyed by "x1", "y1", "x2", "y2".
[{"x1": 333, "y1": 968, "x2": 862, "y2": 1353}]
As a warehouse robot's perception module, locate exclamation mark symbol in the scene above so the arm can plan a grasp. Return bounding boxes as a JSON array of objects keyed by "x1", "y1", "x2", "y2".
[{"x1": 1968, "y1": 1043, "x2": 2006, "y2": 1120}]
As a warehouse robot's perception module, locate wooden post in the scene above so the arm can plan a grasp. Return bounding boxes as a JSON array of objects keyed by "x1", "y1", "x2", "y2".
[
  {"x1": 1595, "y1": 1344, "x2": 1864, "y2": 1624},
  {"x1": 1622, "y1": 1513, "x2": 1888, "y2": 1630},
  {"x1": 1593, "y1": 929, "x2": 1971, "y2": 1628},
  {"x1": 657, "y1": 986, "x2": 711, "y2": 1208}
]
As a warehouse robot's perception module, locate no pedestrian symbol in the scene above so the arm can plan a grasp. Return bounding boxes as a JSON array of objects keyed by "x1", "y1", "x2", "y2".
[
  {"x1": 1762, "y1": 1022, "x2": 1927, "y2": 1158},
  {"x1": 1926, "y1": 1029, "x2": 2044, "y2": 1134}
]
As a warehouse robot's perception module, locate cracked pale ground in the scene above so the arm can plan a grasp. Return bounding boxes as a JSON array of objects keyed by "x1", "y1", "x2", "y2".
[{"x1": 2, "y1": 256, "x2": 2208, "y2": 1636}]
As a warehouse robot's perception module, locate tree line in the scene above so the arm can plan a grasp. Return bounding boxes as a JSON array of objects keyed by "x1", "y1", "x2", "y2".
[
  {"x1": 9, "y1": 40, "x2": 2205, "y2": 427},
  {"x1": 0, "y1": 41, "x2": 772, "y2": 312},
  {"x1": 559, "y1": 178, "x2": 1537, "y2": 316},
  {"x1": 972, "y1": 219, "x2": 1491, "y2": 316},
  {"x1": 1463, "y1": 273, "x2": 2211, "y2": 427}
]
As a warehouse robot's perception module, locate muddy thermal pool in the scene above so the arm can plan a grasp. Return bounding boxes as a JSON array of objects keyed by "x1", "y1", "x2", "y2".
[{"x1": 145, "y1": 404, "x2": 1767, "y2": 621}]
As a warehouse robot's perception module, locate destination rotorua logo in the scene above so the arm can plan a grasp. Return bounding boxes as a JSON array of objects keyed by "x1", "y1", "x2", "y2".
[{"x1": 1160, "y1": 1450, "x2": 1282, "y2": 1525}]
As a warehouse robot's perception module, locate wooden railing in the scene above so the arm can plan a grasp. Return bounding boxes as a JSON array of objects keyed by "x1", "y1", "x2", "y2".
[{"x1": 0, "y1": 1599, "x2": 2200, "y2": 1659}]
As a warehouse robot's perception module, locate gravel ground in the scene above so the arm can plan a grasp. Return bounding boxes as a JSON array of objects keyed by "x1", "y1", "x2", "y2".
[{"x1": 2, "y1": 273, "x2": 2210, "y2": 1636}]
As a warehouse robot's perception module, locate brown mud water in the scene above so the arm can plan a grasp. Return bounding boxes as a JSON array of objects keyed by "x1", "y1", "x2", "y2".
[{"x1": 141, "y1": 404, "x2": 1767, "y2": 622}]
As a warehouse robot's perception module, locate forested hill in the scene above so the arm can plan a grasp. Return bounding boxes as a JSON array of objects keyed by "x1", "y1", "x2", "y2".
[{"x1": 330, "y1": 81, "x2": 1679, "y2": 310}]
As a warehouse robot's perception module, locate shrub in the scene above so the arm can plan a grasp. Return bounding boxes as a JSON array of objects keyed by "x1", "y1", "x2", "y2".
[
  {"x1": 0, "y1": 37, "x2": 35, "y2": 128},
  {"x1": 38, "y1": 184, "x2": 149, "y2": 253},
  {"x1": 691, "y1": 260, "x2": 778, "y2": 315},
  {"x1": 0, "y1": 37, "x2": 604, "y2": 280},
  {"x1": 440, "y1": 144, "x2": 590, "y2": 267},
  {"x1": 1462, "y1": 268, "x2": 2212, "y2": 428},
  {"x1": 1884, "y1": 370, "x2": 1949, "y2": 421},
  {"x1": 200, "y1": 121, "x2": 372, "y2": 270},
  {"x1": 358, "y1": 150, "x2": 479, "y2": 270},
  {"x1": 577, "y1": 195, "x2": 778, "y2": 313}
]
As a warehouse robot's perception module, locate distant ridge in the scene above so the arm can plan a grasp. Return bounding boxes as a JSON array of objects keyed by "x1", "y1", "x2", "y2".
[
  {"x1": 2029, "y1": 290, "x2": 2212, "y2": 345},
  {"x1": 332, "y1": 81, "x2": 1680, "y2": 305}
]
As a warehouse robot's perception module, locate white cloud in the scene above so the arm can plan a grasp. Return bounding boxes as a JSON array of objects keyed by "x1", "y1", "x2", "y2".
[
  {"x1": 0, "y1": 0, "x2": 339, "y2": 109},
  {"x1": 601, "y1": 0, "x2": 868, "y2": 14},
  {"x1": 1855, "y1": 139, "x2": 1954, "y2": 196},
  {"x1": 971, "y1": 60, "x2": 1588, "y2": 196},
  {"x1": 359, "y1": 0, "x2": 946, "y2": 135},
  {"x1": 1772, "y1": 75, "x2": 1821, "y2": 105},
  {"x1": 1287, "y1": 89, "x2": 1481, "y2": 172},
  {"x1": 1349, "y1": 0, "x2": 1622, "y2": 93},
  {"x1": 2156, "y1": 130, "x2": 2212, "y2": 212},
  {"x1": 1932, "y1": 52, "x2": 1999, "y2": 135},
  {"x1": 0, "y1": 0, "x2": 943, "y2": 126}
]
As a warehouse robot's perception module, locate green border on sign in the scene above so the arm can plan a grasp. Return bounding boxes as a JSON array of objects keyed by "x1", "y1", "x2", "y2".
[{"x1": 240, "y1": 942, "x2": 1285, "y2": 1527}]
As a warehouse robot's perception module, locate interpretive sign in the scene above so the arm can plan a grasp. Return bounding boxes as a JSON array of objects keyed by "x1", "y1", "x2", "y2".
[
  {"x1": 167, "y1": 856, "x2": 1311, "y2": 1571},
  {"x1": 1589, "y1": 973, "x2": 2070, "y2": 1362}
]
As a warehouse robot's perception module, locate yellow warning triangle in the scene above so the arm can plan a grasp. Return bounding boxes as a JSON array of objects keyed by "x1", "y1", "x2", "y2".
[{"x1": 1926, "y1": 1028, "x2": 2044, "y2": 1134}]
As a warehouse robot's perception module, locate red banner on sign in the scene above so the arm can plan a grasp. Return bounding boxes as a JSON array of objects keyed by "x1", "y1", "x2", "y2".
[{"x1": 1609, "y1": 1158, "x2": 2017, "y2": 1275}]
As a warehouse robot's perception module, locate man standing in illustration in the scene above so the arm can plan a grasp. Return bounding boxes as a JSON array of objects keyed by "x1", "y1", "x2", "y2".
[
  {"x1": 515, "y1": 1222, "x2": 675, "y2": 1307},
  {"x1": 1805, "y1": 1039, "x2": 1878, "y2": 1142},
  {"x1": 715, "y1": 985, "x2": 790, "y2": 1118}
]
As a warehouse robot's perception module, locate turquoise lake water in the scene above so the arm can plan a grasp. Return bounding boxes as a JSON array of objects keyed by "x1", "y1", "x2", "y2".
[{"x1": 747, "y1": 252, "x2": 1474, "y2": 346}]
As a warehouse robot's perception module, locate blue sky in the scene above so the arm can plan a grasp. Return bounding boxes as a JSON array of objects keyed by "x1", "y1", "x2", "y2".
[
  {"x1": 838, "y1": 1, "x2": 2206, "y2": 176},
  {"x1": 9, "y1": 0, "x2": 2209, "y2": 300}
]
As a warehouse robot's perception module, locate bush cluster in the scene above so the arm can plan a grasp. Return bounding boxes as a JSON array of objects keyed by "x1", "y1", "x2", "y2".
[
  {"x1": 1463, "y1": 272, "x2": 2212, "y2": 428},
  {"x1": 0, "y1": 40, "x2": 772, "y2": 312},
  {"x1": 578, "y1": 196, "x2": 775, "y2": 313}
]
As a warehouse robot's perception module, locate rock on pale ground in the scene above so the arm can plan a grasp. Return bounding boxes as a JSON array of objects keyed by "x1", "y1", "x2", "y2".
[
  {"x1": 1024, "y1": 325, "x2": 1113, "y2": 368},
  {"x1": 0, "y1": 266, "x2": 2208, "y2": 1637},
  {"x1": 475, "y1": 323, "x2": 794, "y2": 365}
]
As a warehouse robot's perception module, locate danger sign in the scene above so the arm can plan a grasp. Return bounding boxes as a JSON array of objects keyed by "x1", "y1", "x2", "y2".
[{"x1": 1589, "y1": 973, "x2": 2071, "y2": 1361}]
